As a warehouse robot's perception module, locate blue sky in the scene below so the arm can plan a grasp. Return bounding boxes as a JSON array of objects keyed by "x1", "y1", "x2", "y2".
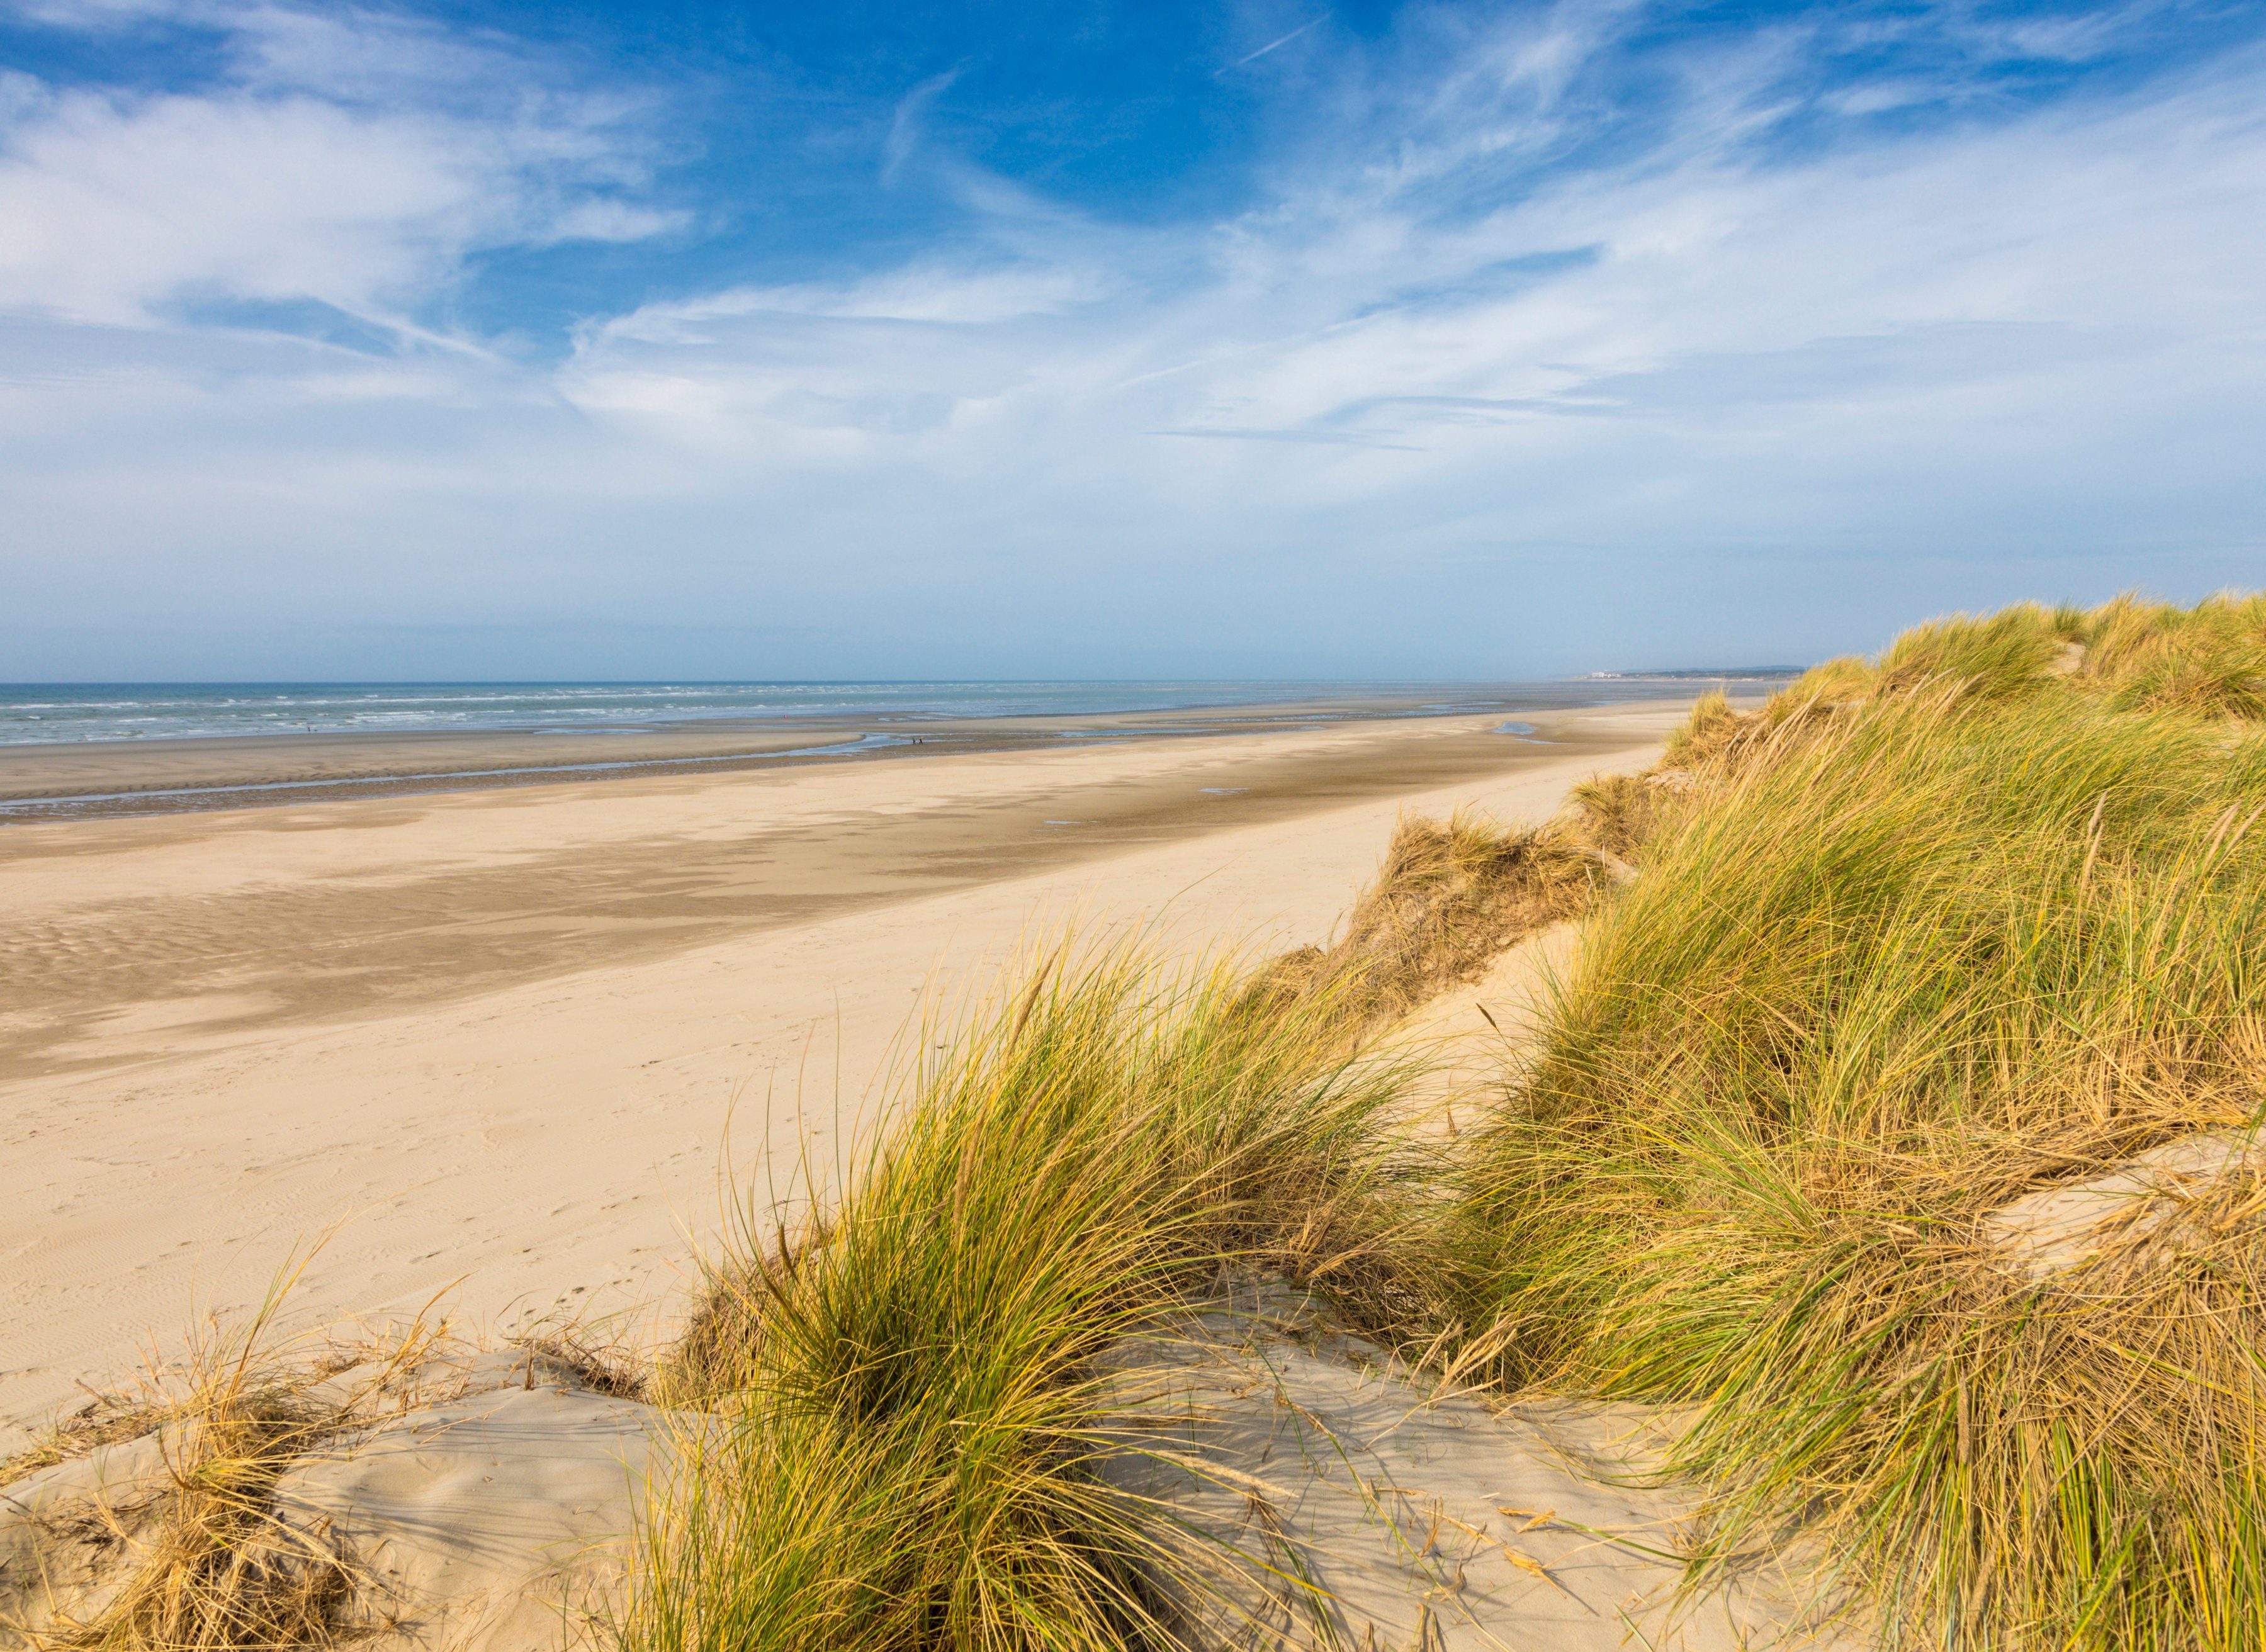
[{"x1": 1, "y1": 0, "x2": 2262, "y2": 680}]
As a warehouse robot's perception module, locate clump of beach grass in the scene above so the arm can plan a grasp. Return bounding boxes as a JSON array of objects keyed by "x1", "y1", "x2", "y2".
[
  {"x1": 1660, "y1": 685, "x2": 1749, "y2": 767},
  {"x1": 1237, "y1": 811, "x2": 1612, "y2": 1036},
  {"x1": 624, "y1": 945, "x2": 1415, "y2": 1652},
  {"x1": 57, "y1": 1387, "x2": 349, "y2": 1652},
  {"x1": 1667, "y1": 593, "x2": 2266, "y2": 778},
  {"x1": 1441, "y1": 659, "x2": 2266, "y2": 1648},
  {"x1": 5, "y1": 1266, "x2": 471, "y2": 1652},
  {"x1": 23, "y1": 1279, "x2": 403, "y2": 1652},
  {"x1": 1871, "y1": 601, "x2": 2066, "y2": 700},
  {"x1": 2109, "y1": 630, "x2": 2266, "y2": 719},
  {"x1": 1564, "y1": 771, "x2": 1654, "y2": 862}
]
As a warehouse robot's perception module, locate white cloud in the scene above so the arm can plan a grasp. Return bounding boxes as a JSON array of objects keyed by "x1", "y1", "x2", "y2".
[
  {"x1": 0, "y1": 1, "x2": 674, "y2": 330},
  {"x1": 550, "y1": 39, "x2": 2266, "y2": 471},
  {"x1": 1, "y1": 5, "x2": 2263, "y2": 678},
  {"x1": 0, "y1": 90, "x2": 482, "y2": 324}
]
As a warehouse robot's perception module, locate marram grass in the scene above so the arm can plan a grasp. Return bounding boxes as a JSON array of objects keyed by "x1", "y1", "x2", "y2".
[
  {"x1": 1445, "y1": 598, "x2": 2266, "y2": 1649},
  {"x1": 621, "y1": 590, "x2": 2266, "y2": 1652},
  {"x1": 623, "y1": 947, "x2": 1414, "y2": 1652},
  {"x1": 1235, "y1": 808, "x2": 1609, "y2": 1035},
  {"x1": 23, "y1": 1260, "x2": 451, "y2": 1652}
]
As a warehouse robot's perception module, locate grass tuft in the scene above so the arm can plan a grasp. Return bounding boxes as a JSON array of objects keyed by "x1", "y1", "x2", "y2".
[
  {"x1": 1565, "y1": 771, "x2": 1655, "y2": 862},
  {"x1": 2111, "y1": 631, "x2": 2266, "y2": 719},
  {"x1": 1872, "y1": 602, "x2": 2065, "y2": 700},
  {"x1": 1236, "y1": 810, "x2": 1615, "y2": 1041},
  {"x1": 33, "y1": 1279, "x2": 373, "y2": 1652},
  {"x1": 624, "y1": 945, "x2": 1414, "y2": 1652}
]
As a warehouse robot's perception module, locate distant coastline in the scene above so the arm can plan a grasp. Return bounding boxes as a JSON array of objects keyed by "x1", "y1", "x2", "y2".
[{"x1": 1583, "y1": 666, "x2": 1810, "y2": 680}]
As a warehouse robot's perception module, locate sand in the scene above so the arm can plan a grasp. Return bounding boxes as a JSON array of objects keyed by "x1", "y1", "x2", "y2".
[
  {"x1": 1103, "y1": 1286, "x2": 1863, "y2": 1651},
  {"x1": 0, "y1": 702, "x2": 1686, "y2": 1445},
  {"x1": 2, "y1": 1306, "x2": 1859, "y2": 1652}
]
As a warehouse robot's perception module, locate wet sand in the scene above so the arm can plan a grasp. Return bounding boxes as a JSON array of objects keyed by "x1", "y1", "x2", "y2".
[{"x1": 0, "y1": 700, "x2": 1689, "y2": 1442}]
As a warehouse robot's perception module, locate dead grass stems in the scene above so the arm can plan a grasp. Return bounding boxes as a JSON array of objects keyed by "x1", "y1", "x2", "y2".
[{"x1": 12, "y1": 1267, "x2": 458, "y2": 1652}]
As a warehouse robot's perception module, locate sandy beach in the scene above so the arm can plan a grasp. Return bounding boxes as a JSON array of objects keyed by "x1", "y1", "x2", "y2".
[
  {"x1": 6, "y1": 8, "x2": 2246, "y2": 1638},
  {"x1": 0, "y1": 700, "x2": 1684, "y2": 1444}
]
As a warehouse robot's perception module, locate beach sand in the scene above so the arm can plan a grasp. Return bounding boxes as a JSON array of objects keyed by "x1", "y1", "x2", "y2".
[{"x1": 0, "y1": 701, "x2": 1684, "y2": 1442}]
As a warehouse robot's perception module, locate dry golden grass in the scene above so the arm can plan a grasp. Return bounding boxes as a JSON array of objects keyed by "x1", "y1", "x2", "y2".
[
  {"x1": 1, "y1": 1396, "x2": 176, "y2": 1495},
  {"x1": 54, "y1": 1388, "x2": 351, "y2": 1652},
  {"x1": 10, "y1": 1276, "x2": 461, "y2": 1652},
  {"x1": 1237, "y1": 811, "x2": 1611, "y2": 1037},
  {"x1": 1564, "y1": 771, "x2": 1654, "y2": 862},
  {"x1": 509, "y1": 1324, "x2": 651, "y2": 1403},
  {"x1": 24, "y1": 1314, "x2": 347, "y2": 1652}
]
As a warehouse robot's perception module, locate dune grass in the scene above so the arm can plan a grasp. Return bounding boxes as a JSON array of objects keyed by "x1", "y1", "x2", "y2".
[
  {"x1": 624, "y1": 948, "x2": 1414, "y2": 1652},
  {"x1": 0, "y1": 1395, "x2": 176, "y2": 1495},
  {"x1": 1735, "y1": 590, "x2": 2266, "y2": 739},
  {"x1": 60, "y1": 1384, "x2": 349, "y2": 1652},
  {"x1": 26, "y1": 1276, "x2": 394, "y2": 1652},
  {"x1": 1236, "y1": 810, "x2": 1609, "y2": 1036},
  {"x1": 613, "y1": 589, "x2": 2266, "y2": 1652},
  {"x1": 0, "y1": 1263, "x2": 483, "y2": 1652},
  {"x1": 1441, "y1": 597, "x2": 2266, "y2": 1648}
]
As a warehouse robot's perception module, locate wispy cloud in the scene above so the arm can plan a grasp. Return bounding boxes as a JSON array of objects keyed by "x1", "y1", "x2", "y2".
[
  {"x1": 881, "y1": 66, "x2": 960, "y2": 186},
  {"x1": 1, "y1": 1, "x2": 2263, "y2": 678}
]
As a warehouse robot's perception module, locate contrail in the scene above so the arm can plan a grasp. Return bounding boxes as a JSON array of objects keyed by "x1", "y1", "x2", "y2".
[{"x1": 1222, "y1": 14, "x2": 1326, "y2": 71}]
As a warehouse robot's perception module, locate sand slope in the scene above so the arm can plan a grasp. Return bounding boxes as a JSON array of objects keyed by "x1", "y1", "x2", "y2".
[
  {"x1": 4, "y1": 1299, "x2": 1869, "y2": 1652},
  {"x1": 1104, "y1": 1289, "x2": 1863, "y2": 1651}
]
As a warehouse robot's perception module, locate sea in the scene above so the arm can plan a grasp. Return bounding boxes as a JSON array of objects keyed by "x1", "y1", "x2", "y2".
[{"x1": 0, "y1": 677, "x2": 1793, "y2": 748}]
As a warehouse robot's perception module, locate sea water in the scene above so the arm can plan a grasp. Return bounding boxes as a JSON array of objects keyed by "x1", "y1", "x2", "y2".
[{"x1": 0, "y1": 678, "x2": 1790, "y2": 748}]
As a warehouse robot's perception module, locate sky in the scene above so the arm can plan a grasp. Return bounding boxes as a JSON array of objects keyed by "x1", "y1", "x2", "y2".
[{"x1": 1, "y1": 0, "x2": 2262, "y2": 682}]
